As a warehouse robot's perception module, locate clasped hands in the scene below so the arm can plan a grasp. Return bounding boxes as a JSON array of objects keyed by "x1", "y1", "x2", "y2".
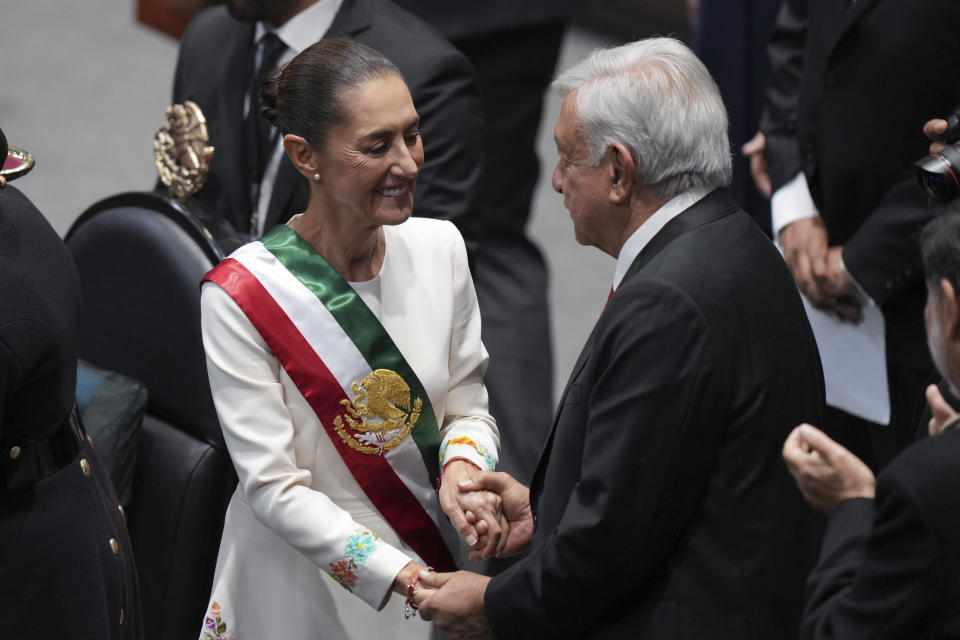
[{"x1": 404, "y1": 466, "x2": 534, "y2": 638}]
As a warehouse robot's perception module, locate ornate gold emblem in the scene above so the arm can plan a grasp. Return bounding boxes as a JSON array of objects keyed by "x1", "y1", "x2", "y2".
[
  {"x1": 334, "y1": 369, "x2": 422, "y2": 455},
  {"x1": 153, "y1": 100, "x2": 215, "y2": 201}
]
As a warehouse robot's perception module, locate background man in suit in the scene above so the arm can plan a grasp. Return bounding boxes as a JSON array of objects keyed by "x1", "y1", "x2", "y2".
[
  {"x1": 414, "y1": 37, "x2": 825, "y2": 639},
  {"x1": 172, "y1": 0, "x2": 483, "y2": 246},
  {"x1": 782, "y1": 207, "x2": 960, "y2": 639},
  {"x1": 749, "y1": 0, "x2": 960, "y2": 469}
]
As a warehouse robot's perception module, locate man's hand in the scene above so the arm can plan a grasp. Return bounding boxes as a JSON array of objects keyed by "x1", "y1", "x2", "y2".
[
  {"x1": 923, "y1": 118, "x2": 950, "y2": 154},
  {"x1": 458, "y1": 472, "x2": 534, "y2": 560},
  {"x1": 926, "y1": 383, "x2": 959, "y2": 436},
  {"x1": 782, "y1": 424, "x2": 875, "y2": 514},
  {"x1": 742, "y1": 132, "x2": 772, "y2": 198},
  {"x1": 780, "y1": 217, "x2": 830, "y2": 305},
  {"x1": 819, "y1": 246, "x2": 863, "y2": 323},
  {"x1": 415, "y1": 570, "x2": 493, "y2": 640},
  {"x1": 438, "y1": 461, "x2": 501, "y2": 553}
]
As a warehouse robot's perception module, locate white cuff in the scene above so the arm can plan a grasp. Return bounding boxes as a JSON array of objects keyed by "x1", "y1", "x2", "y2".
[
  {"x1": 325, "y1": 528, "x2": 412, "y2": 611},
  {"x1": 771, "y1": 171, "x2": 820, "y2": 247}
]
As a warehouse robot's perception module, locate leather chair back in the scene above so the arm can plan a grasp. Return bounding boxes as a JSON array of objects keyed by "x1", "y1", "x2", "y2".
[{"x1": 65, "y1": 192, "x2": 242, "y2": 640}]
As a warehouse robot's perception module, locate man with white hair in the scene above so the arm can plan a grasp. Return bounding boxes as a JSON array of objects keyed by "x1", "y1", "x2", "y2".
[{"x1": 414, "y1": 37, "x2": 825, "y2": 639}]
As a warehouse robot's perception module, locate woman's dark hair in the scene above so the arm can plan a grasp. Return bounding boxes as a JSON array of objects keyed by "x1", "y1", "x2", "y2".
[
  {"x1": 0, "y1": 127, "x2": 7, "y2": 167},
  {"x1": 260, "y1": 38, "x2": 403, "y2": 151}
]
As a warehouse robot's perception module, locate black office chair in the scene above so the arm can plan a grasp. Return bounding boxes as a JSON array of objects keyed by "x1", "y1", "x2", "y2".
[{"x1": 65, "y1": 191, "x2": 242, "y2": 640}]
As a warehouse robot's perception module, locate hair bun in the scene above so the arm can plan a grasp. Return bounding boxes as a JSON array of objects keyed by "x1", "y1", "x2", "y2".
[{"x1": 259, "y1": 62, "x2": 286, "y2": 128}]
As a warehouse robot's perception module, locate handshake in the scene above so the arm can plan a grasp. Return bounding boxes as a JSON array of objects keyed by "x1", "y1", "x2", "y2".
[{"x1": 391, "y1": 463, "x2": 535, "y2": 638}]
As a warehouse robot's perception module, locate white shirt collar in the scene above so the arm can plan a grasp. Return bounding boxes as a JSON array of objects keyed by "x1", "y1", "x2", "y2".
[
  {"x1": 254, "y1": 0, "x2": 344, "y2": 56},
  {"x1": 612, "y1": 187, "x2": 712, "y2": 290}
]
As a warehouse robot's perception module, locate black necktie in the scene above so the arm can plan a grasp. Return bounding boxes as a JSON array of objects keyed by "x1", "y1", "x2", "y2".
[{"x1": 245, "y1": 32, "x2": 287, "y2": 233}]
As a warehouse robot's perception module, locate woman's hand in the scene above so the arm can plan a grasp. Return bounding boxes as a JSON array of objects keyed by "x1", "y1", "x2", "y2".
[
  {"x1": 392, "y1": 560, "x2": 429, "y2": 596},
  {"x1": 438, "y1": 461, "x2": 503, "y2": 554}
]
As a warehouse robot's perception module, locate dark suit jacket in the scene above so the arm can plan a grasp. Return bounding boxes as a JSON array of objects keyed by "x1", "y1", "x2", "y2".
[
  {"x1": 761, "y1": 0, "x2": 960, "y2": 372},
  {"x1": 484, "y1": 190, "x2": 826, "y2": 639},
  {"x1": 171, "y1": 0, "x2": 483, "y2": 245},
  {"x1": 802, "y1": 428, "x2": 960, "y2": 639}
]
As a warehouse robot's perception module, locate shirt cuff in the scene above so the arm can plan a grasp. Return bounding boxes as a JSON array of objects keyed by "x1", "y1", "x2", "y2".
[
  {"x1": 771, "y1": 171, "x2": 820, "y2": 246},
  {"x1": 839, "y1": 255, "x2": 876, "y2": 307}
]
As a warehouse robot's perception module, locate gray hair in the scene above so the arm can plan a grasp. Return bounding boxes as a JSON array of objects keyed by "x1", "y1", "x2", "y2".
[{"x1": 552, "y1": 37, "x2": 732, "y2": 199}]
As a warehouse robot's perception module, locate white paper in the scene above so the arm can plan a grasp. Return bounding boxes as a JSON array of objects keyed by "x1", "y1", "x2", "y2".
[{"x1": 801, "y1": 294, "x2": 889, "y2": 425}]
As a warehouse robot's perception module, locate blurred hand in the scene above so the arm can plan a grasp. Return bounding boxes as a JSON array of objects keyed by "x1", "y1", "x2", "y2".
[
  {"x1": 818, "y1": 246, "x2": 863, "y2": 324},
  {"x1": 780, "y1": 217, "x2": 830, "y2": 305},
  {"x1": 926, "y1": 383, "x2": 959, "y2": 436},
  {"x1": 782, "y1": 424, "x2": 875, "y2": 514},
  {"x1": 742, "y1": 132, "x2": 772, "y2": 198},
  {"x1": 923, "y1": 118, "x2": 950, "y2": 154},
  {"x1": 459, "y1": 472, "x2": 533, "y2": 560}
]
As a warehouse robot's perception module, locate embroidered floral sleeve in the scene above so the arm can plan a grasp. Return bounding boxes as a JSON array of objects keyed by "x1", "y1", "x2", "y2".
[
  {"x1": 439, "y1": 435, "x2": 496, "y2": 472},
  {"x1": 327, "y1": 529, "x2": 380, "y2": 593}
]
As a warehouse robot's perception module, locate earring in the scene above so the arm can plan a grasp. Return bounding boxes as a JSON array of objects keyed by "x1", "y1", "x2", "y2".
[{"x1": 313, "y1": 172, "x2": 320, "y2": 182}]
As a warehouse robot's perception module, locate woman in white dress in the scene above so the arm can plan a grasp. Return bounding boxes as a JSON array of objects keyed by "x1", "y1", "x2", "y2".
[{"x1": 197, "y1": 38, "x2": 500, "y2": 639}]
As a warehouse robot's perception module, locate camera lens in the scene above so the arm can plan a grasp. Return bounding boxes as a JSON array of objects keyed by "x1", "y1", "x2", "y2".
[{"x1": 916, "y1": 147, "x2": 960, "y2": 202}]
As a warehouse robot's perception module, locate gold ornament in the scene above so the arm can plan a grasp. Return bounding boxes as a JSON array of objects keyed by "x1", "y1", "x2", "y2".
[{"x1": 153, "y1": 100, "x2": 214, "y2": 201}]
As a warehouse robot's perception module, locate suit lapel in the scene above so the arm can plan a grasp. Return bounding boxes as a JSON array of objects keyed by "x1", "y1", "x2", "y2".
[
  {"x1": 530, "y1": 329, "x2": 596, "y2": 508},
  {"x1": 325, "y1": 0, "x2": 372, "y2": 38},
  {"x1": 831, "y1": 0, "x2": 881, "y2": 52}
]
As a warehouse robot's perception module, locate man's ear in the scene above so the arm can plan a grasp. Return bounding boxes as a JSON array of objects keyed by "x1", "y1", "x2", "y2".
[
  {"x1": 605, "y1": 143, "x2": 635, "y2": 204},
  {"x1": 940, "y1": 278, "x2": 960, "y2": 340},
  {"x1": 283, "y1": 134, "x2": 320, "y2": 180}
]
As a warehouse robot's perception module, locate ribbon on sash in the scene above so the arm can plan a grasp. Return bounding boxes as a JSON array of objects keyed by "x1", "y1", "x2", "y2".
[{"x1": 203, "y1": 226, "x2": 455, "y2": 571}]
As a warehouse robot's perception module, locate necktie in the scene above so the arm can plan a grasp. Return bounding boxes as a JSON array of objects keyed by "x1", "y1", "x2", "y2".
[{"x1": 245, "y1": 32, "x2": 287, "y2": 233}]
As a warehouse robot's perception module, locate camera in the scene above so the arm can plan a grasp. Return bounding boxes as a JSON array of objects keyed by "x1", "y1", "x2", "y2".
[{"x1": 915, "y1": 111, "x2": 960, "y2": 202}]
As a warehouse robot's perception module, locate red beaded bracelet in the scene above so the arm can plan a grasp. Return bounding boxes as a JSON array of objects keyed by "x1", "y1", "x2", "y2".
[{"x1": 404, "y1": 567, "x2": 433, "y2": 619}]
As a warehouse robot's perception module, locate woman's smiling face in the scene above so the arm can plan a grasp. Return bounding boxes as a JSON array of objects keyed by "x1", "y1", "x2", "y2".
[{"x1": 315, "y1": 73, "x2": 424, "y2": 228}]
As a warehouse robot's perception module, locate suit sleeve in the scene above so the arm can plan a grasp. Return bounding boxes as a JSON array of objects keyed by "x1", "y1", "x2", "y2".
[
  {"x1": 407, "y1": 50, "x2": 485, "y2": 259},
  {"x1": 841, "y1": 178, "x2": 932, "y2": 306},
  {"x1": 802, "y1": 476, "x2": 939, "y2": 639},
  {"x1": 759, "y1": 0, "x2": 808, "y2": 193},
  {"x1": 200, "y1": 283, "x2": 411, "y2": 610},
  {"x1": 484, "y1": 281, "x2": 718, "y2": 639}
]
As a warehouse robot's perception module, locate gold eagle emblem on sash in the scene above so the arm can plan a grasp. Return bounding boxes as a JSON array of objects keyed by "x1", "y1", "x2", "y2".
[{"x1": 333, "y1": 369, "x2": 422, "y2": 455}]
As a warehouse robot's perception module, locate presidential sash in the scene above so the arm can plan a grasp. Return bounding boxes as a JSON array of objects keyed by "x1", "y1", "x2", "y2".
[{"x1": 203, "y1": 225, "x2": 456, "y2": 571}]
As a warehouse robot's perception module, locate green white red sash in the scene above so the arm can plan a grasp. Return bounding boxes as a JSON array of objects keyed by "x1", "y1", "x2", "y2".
[{"x1": 202, "y1": 225, "x2": 455, "y2": 571}]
